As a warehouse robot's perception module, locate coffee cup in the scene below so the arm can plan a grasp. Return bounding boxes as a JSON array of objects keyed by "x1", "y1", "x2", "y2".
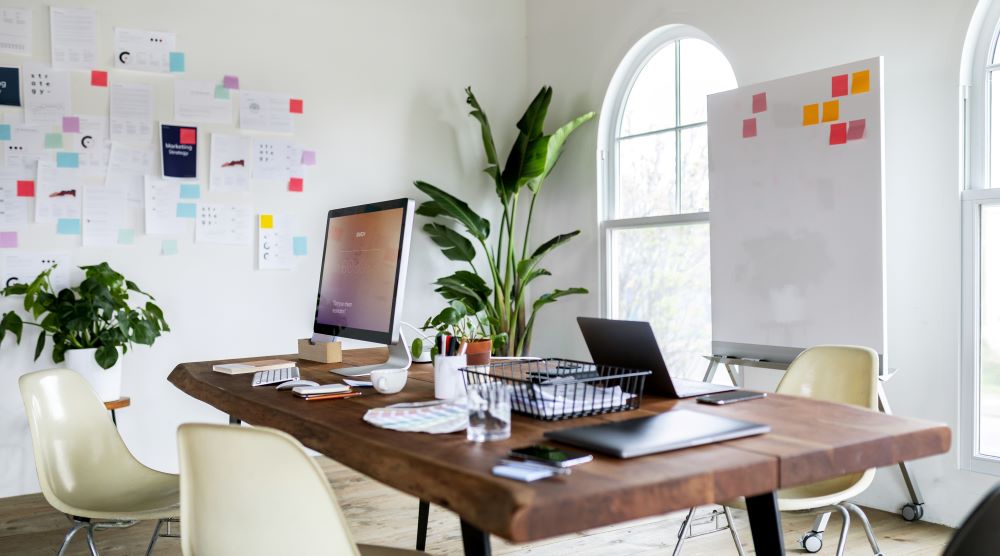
[{"x1": 371, "y1": 368, "x2": 408, "y2": 394}]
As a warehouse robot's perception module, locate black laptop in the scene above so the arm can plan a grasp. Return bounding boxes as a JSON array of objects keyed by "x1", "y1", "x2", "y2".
[{"x1": 577, "y1": 317, "x2": 734, "y2": 398}]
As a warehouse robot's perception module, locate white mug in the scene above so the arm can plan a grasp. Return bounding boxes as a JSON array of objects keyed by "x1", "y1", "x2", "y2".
[
  {"x1": 371, "y1": 368, "x2": 408, "y2": 394},
  {"x1": 434, "y1": 354, "x2": 467, "y2": 400}
]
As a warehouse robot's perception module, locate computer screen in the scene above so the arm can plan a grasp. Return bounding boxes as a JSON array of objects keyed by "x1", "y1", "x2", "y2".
[{"x1": 313, "y1": 198, "x2": 414, "y2": 345}]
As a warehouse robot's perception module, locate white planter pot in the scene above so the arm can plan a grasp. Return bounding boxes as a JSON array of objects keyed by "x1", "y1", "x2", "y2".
[{"x1": 64, "y1": 347, "x2": 122, "y2": 402}]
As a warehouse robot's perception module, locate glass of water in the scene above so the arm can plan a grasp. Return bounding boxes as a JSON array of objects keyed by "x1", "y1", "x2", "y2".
[{"x1": 466, "y1": 382, "x2": 512, "y2": 442}]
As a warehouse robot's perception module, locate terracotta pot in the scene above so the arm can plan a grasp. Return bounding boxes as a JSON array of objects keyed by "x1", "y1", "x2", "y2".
[{"x1": 465, "y1": 339, "x2": 492, "y2": 366}]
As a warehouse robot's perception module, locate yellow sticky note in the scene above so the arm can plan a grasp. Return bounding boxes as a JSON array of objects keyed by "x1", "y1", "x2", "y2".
[
  {"x1": 851, "y1": 70, "x2": 870, "y2": 94},
  {"x1": 260, "y1": 214, "x2": 274, "y2": 229},
  {"x1": 822, "y1": 100, "x2": 839, "y2": 122},
  {"x1": 803, "y1": 104, "x2": 819, "y2": 126}
]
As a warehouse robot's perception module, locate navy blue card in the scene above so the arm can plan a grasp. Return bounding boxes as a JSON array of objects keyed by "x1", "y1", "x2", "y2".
[
  {"x1": 0, "y1": 67, "x2": 20, "y2": 107},
  {"x1": 161, "y1": 124, "x2": 198, "y2": 179}
]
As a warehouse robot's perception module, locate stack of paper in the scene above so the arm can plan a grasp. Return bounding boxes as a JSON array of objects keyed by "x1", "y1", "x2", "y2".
[{"x1": 512, "y1": 384, "x2": 633, "y2": 418}]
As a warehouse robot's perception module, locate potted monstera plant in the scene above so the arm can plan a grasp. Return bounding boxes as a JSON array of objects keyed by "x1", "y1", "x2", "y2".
[{"x1": 0, "y1": 262, "x2": 169, "y2": 401}]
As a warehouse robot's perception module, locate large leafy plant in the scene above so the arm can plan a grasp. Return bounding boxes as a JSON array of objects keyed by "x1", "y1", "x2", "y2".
[
  {"x1": 416, "y1": 87, "x2": 594, "y2": 356},
  {"x1": 0, "y1": 262, "x2": 169, "y2": 369}
]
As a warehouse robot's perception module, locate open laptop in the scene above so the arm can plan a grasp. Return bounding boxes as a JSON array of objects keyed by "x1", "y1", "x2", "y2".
[{"x1": 577, "y1": 317, "x2": 734, "y2": 398}]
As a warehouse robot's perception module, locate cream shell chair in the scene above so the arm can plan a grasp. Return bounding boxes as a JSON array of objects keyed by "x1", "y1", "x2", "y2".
[
  {"x1": 19, "y1": 368, "x2": 180, "y2": 556},
  {"x1": 672, "y1": 345, "x2": 883, "y2": 556},
  {"x1": 177, "y1": 423, "x2": 429, "y2": 556}
]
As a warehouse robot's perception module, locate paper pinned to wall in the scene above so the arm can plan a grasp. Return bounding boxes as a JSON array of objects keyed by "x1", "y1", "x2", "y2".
[
  {"x1": 196, "y1": 203, "x2": 253, "y2": 245},
  {"x1": 82, "y1": 184, "x2": 126, "y2": 247},
  {"x1": 209, "y1": 133, "x2": 250, "y2": 192},
  {"x1": 1, "y1": 251, "x2": 72, "y2": 290},
  {"x1": 114, "y1": 28, "x2": 176, "y2": 73},
  {"x1": 70, "y1": 115, "x2": 110, "y2": 178},
  {"x1": 49, "y1": 7, "x2": 99, "y2": 70},
  {"x1": 258, "y1": 212, "x2": 293, "y2": 270},
  {"x1": 174, "y1": 80, "x2": 232, "y2": 124},
  {"x1": 105, "y1": 142, "x2": 152, "y2": 207},
  {"x1": 0, "y1": 7, "x2": 32, "y2": 57},
  {"x1": 240, "y1": 90, "x2": 293, "y2": 133},
  {"x1": 0, "y1": 168, "x2": 30, "y2": 230},
  {"x1": 0, "y1": 66, "x2": 21, "y2": 106},
  {"x1": 35, "y1": 162, "x2": 81, "y2": 223},
  {"x1": 22, "y1": 65, "x2": 71, "y2": 126},
  {"x1": 110, "y1": 82, "x2": 154, "y2": 144},
  {"x1": 250, "y1": 138, "x2": 301, "y2": 182},
  {"x1": 144, "y1": 176, "x2": 184, "y2": 235},
  {"x1": 5, "y1": 125, "x2": 48, "y2": 170},
  {"x1": 160, "y1": 124, "x2": 198, "y2": 179}
]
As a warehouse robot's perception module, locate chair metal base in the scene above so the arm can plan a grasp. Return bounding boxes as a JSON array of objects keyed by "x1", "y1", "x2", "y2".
[
  {"x1": 57, "y1": 516, "x2": 177, "y2": 556},
  {"x1": 672, "y1": 506, "x2": 746, "y2": 556}
]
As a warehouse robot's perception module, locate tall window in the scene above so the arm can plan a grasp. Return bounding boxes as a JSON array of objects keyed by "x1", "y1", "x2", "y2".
[
  {"x1": 600, "y1": 27, "x2": 736, "y2": 379},
  {"x1": 962, "y1": 4, "x2": 1000, "y2": 474}
]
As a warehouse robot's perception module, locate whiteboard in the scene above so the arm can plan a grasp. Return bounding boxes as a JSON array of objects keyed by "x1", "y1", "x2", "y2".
[{"x1": 706, "y1": 57, "x2": 886, "y2": 366}]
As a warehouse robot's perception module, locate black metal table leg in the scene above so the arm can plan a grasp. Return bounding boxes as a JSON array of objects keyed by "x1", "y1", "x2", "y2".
[
  {"x1": 416, "y1": 499, "x2": 429, "y2": 551},
  {"x1": 460, "y1": 519, "x2": 491, "y2": 556},
  {"x1": 745, "y1": 491, "x2": 784, "y2": 556},
  {"x1": 229, "y1": 415, "x2": 241, "y2": 425}
]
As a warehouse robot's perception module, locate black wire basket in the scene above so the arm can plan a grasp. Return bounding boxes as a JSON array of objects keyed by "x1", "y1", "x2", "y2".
[{"x1": 460, "y1": 358, "x2": 651, "y2": 421}]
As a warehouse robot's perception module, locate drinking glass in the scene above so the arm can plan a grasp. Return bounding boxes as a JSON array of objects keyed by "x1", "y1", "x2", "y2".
[{"x1": 466, "y1": 382, "x2": 511, "y2": 442}]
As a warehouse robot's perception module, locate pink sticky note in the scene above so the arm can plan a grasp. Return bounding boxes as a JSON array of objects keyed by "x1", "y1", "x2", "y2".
[
  {"x1": 62, "y1": 116, "x2": 80, "y2": 133},
  {"x1": 289, "y1": 98, "x2": 303, "y2": 114},
  {"x1": 832, "y1": 74, "x2": 849, "y2": 97},
  {"x1": 0, "y1": 231, "x2": 16, "y2": 248},
  {"x1": 847, "y1": 118, "x2": 866, "y2": 141},
  {"x1": 829, "y1": 122, "x2": 848, "y2": 145},
  {"x1": 742, "y1": 118, "x2": 757, "y2": 138},
  {"x1": 752, "y1": 93, "x2": 767, "y2": 113},
  {"x1": 91, "y1": 70, "x2": 108, "y2": 87},
  {"x1": 223, "y1": 75, "x2": 240, "y2": 89},
  {"x1": 301, "y1": 150, "x2": 316, "y2": 165},
  {"x1": 288, "y1": 177, "x2": 304, "y2": 192},
  {"x1": 16, "y1": 180, "x2": 34, "y2": 197}
]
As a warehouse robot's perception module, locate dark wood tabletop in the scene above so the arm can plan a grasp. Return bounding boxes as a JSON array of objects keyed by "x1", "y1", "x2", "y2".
[{"x1": 168, "y1": 347, "x2": 950, "y2": 554}]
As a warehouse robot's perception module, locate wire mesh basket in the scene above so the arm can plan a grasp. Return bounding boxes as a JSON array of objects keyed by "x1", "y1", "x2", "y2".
[{"x1": 460, "y1": 358, "x2": 651, "y2": 421}]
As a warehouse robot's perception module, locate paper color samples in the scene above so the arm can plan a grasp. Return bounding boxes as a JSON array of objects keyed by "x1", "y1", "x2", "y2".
[
  {"x1": 852, "y1": 70, "x2": 870, "y2": 94},
  {"x1": 260, "y1": 214, "x2": 274, "y2": 229},
  {"x1": 57, "y1": 218, "x2": 81, "y2": 235},
  {"x1": 16, "y1": 180, "x2": 33, "y2": 197},
  {"x1": 289, "y1": 98, "x2": 303, "y2": 114},
  {"x1": 169, "y1": 52, "x2": 185, "y2": 72},
  {"x1": 62, "y1": 116, "x2": 80, "y2": 133},
  {"x1": 832, "y1": 74, "x2": 849, "y2": 97},
  {"x1": 293, "y1": 236, "x2": 307, "y2": 256},
  {"x1": 90, "y1": 70, "x2": 107, "y2": 86},
  {"x1": 802, "y1": 104, "x2": 819, "y2": 126},
  {"x1": 742, "y1": 118, "x2": 757, "y2": 138},
  {"x1": 0, "y1": 231, "x2": 16, "y2": 248},
  {"x1": 752, "y1": 93, "x2": 766, "y2": 113},
  {"x1": 223, "y1": 75, "x2": 240, "y2": 89},
  {"x1": 161, "y1": 239, "x2": 178, "y2": 255},
  {"x1": 288, "y1": 177, "x2": 304, "y2": 192},
  {"x1": 821, "y1": 100, "x2": 839, "y2": 122},
  {"x1": 847, "y1": 119, "x2": 866, "y2": 141},
  {"x1": 829, "y1": 122, "x2": 848, "y2": 145}
]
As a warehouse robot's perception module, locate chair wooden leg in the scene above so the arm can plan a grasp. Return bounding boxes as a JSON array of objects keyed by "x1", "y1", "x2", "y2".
[{"x1": 57, "y1": 520, "x2": 89, "y2": 556}]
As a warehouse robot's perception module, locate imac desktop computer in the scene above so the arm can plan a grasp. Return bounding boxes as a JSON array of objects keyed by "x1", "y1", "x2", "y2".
[{"x1": 311, "y1": 198, "x2": 415, "y2": 377}]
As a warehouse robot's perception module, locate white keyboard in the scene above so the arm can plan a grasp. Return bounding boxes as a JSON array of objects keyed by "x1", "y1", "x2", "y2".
[{"x1": 252, "y1": 367, "x2": 300, "y2": 387}]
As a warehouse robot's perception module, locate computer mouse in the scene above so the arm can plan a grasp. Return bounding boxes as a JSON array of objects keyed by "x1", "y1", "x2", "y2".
[{"x1": 276, "y1": 379, "x2": 319, "y2": 390}]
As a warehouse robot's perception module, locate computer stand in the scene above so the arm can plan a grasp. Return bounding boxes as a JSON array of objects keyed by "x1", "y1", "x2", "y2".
[{"x1": 330, "y1": 335, "x2": 412, "y2": 377}]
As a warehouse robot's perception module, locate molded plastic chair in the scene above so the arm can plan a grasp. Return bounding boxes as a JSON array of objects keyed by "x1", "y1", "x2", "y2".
[
  {"x1": 177, "y1": 423, "x2": 428, "y2": 556},
  {"x1": 19, "y1": 368, "x2": 179, "y2": 556},
  {"x1": 942, "y1": 484, "x2": 1000, "y2": 556},
  {"x1": 673, "y1": 345, "x2": 883, "y2": 556}
]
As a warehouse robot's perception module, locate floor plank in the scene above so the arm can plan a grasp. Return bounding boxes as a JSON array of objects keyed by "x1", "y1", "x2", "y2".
[{"x1": 0, "y1": 457, "x2": 954, "y2": 555}]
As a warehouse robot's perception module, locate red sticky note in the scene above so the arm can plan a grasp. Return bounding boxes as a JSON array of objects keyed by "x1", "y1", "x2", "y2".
[
  {"x1": 742, "y1": 118, "x2": 757, "y2": 138},
  {"x1": 832, "y1": 74, "x2": 849, "y2": 97},
  {"x1": 829, "y1": 122, "x2": 848, "y2": 145},
  {"x1": 91, "y1": 70, "x2": 108, "y2": 87},
  {"x1": 846, "y1": 118, "x2": 866, "y2": 141},
  {"x1": 179, "y1": 128, "x2": 196, "y2": 145},
  {"x1": 289, "y1": 98, "x2": 303, "y2": 114},
  {"x1": 288, "y1": 177, "x2": 304, "y2": 192},
  {"x1": 752, "y1": 92, "x2": 767, "y2": 113},
  {"x1": 16, "y1": 180, "x2": 34, "y2": 197}
]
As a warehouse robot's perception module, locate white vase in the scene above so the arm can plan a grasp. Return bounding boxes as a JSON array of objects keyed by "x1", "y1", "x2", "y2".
[{"x1": 64, "y1": 347, "x2": 123, "y2": 402}]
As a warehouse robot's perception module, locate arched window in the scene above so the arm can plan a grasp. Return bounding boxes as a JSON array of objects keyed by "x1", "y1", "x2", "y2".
[{"x1": 599, "y1": 26, "x2": 736, "y2": 379}]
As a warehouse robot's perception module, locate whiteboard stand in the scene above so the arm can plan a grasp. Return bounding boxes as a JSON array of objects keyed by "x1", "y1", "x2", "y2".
[{"x1": 701, "y1": 356, "x2": 927, "y2": 524}]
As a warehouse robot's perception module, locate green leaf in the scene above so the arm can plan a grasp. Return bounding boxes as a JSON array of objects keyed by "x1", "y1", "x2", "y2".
[
  {"x1": 410, "y1": 337, "x2": 423, "y2": 359},
  {"x1": 415, "y1": 201, "x2": 446, "y2": 218},
  {"x1": 132, "y1": 319, "x2": 156, "y2": 345},
  {"x1": 525, "y1": 111, "x2": 595, "y2": 193},
  {"x1": 2, "y1": 283, "x2": 28, "y2": 296},
  {"x1": 532, "y1": 287, "x2": 589, "y2": 312},
  {"x1": 52, "y1": 343, "x2": 66, "y2": 364},
  {"x1": 501, "y1": 87, "x2": 552, "y2": 194},
  {"x1": 465, "y1": 87, "x2": 499, "y2": 168},
  {"x1": 434, "y1": 271, "x2": 490, "y2": 313},
  {"x1": 95, "y1": 345, "x2": 119, "y2": 369},
  {"x1": 423, "y1": 223, "x2": 476, "y2": 262},
  {"x1": 517, "y1": 231, "x2": 580, "y2": 279},
  {"x1": 0, "y1": 311, "x2": 23, "y2": 346},
  {"x1": 33, "y1": 331, "x2": 45, "y2": 360},
  {"x1": 413, "y1": 181, "x2": 490, "y2": 240}
]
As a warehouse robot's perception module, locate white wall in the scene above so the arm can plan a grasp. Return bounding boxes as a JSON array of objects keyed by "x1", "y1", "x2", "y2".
[
  {"x1": 526, "y1": 0, "x2": 995, "y2": 527},
  {"x1": 0, "y1": 0, "x2": 527, "y2": 497}
]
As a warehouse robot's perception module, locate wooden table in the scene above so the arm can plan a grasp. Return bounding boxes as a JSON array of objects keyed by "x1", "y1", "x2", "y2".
[{"x1": 168, "y1": 348, "x2": 950, "y2": 556}]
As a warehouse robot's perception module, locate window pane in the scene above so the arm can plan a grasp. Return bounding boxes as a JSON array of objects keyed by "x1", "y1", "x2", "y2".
[
  {"x1": 980, "y1": 204, "x2": 1000, "y2": 457},
  {"x1": 679, "y1": 39, "x2": 737, "y2": 126},
  {"x1": 991, "y1": 71, "x2": 1000, "y2": 188},
  {"x1": 680, "y1": 125, "x2": 709, "y2": 213},
  {"x1": 619, "y1": 43, "x2": 676, "y2": 137},
  {"x1": 610, "y1": 223, "x2": 711, "y2": 380},
  {"x1": 616, "y1": 131, "x2": 676, "y2": 218}
]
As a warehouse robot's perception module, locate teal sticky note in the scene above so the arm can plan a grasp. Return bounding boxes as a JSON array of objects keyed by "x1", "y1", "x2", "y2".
[
  {"x1": 0, "y1": 124, "x2": 12, "y2": 141},
  {"x1": 293, "y1": 236, "x2": 307, "y2": 256},
  {"x1": 214, "y1": 84, "x2": 230, "y2": 99},
  {"x1": 176, "y1": 203, "x2": 197, "y2": 218},
  {"x1": 117, "y1": 229, "x2": 134, "y2": 245},
  {"x1": 56, "y1": 218, "x2": 81, "y2": 235},
  {"x1": 56, "y1": 152, "x2": 79, "y2": 168},
  {"x1": 44, "y1": 133, "x2": 64, "y2": 149},
  {"x1": 179, "y1": 183, "x2": 200, "y2": 199},
  {"x1": 161, "y1": 239, "x2": 178, "y2": 256},
  {"x1": 169, "y1": 52, "x2": 185, "y2": 72}
]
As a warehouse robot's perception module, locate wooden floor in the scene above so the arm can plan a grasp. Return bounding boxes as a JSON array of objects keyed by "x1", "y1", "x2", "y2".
[{"x1": 0, "y1": 457, "x2": 953, "y2": 555}]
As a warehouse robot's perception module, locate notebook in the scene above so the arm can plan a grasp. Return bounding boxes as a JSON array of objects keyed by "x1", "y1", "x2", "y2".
[{"x1": 212, "y1": 359, "x2": 297, "y2": 375}]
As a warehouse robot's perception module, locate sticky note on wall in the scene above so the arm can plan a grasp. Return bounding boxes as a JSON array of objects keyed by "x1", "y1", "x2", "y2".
[
  {"x1": 829, "y1": 122, "x2": 848, "y2": 145},
  {"x1": 832, "y1": 74, "x2": 849, "y2": 97},
  {"x1": 16, "y1": 180, "x2": 34, "y2": 197},
  {"x1": 62, "y1": 116, "x2": 80, "y2": 133},
  {"x1": 45, "y1": 133, "x2": 64, "y2": 148},
  {"x1": 161, "y1": 239, "x2": 178, "y2": 255},
  {"x1": 0, "y1": 231, "x2": 17, "y2": 248},
  {"x1": 117, "y1": 229, "x2": 135, "y2": 245},
  {"x1": 293, "y1": 236, "x2": 307, "y2": 256},
  {"x1": 57, "y1": 218, "x2": 81, "y2": 235},
  {"x1": 260, "y1": 214, "x2": 274, "y2": 229},
  {"x1": 847, "y1": 118, "x2": 866, "y2": 141},
  {"x1": 179, "y1": 184, "x2": 200, "y2": 199},
  {"x1": 56, "y1": 152, "x2": 79, "y2": 168},
  {"x1": 0, "y1": 124, "x2": 10, "y2": 140},
  {"x1": 223, "y1": 75, "x2": 240, "y2": 89},
  {"x1": 169, "y1": 52, "x2": 185, "y2": 73},
  {"x1": 803, "y1": 104, "x2": 819, "y2": 126},
  {"x1": 851, "y1": 70, "x2": 870, "y2": 94},
  {"x1": 752, "y1": 92, "x2": 767, "y2": 113},
  {"x1": 91, "y1": 70, "x2": 107, "y2": 87},
  {"x1": 742, "y1": 118, "x2": 757, "y2": 138},
  {"x1": 821, "y1": 100, "x2": 839, "y2": 122},
  {"x1": 176, "y1": 203, "x2": 197, "y2": 218}
]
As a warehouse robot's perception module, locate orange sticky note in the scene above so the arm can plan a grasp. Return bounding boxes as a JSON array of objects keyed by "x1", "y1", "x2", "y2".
[
  {"x1": 851, "y1": 70, "x2": 870, "y2": 94},
  {"x1": 260, "y1": 214, "x2": 274, "y2": 229},
  {"x1": 289, "y1": 98, "x2": 303, "y2": 114},
  {"x1": 822, "y1": 100, "x2": 839, "y2": 122},
  {"x1": 803, "y1": 104, "x2": 819, "y2": 126},
  {"x1": 288, "y1": 177, "x2": 304, "y2": 192},
  {"x1": 829, "y1": 122, "x2": 848, "y2": 145}
]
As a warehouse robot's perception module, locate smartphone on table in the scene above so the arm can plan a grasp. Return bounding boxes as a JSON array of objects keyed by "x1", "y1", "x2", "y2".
[{"x1": 508, "y1": 444, "x2": 593, "y2": 468}]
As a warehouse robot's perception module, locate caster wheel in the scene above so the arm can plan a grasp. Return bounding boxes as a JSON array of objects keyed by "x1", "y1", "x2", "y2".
[
  {"x1": 800, "y1": 531, "x2": 823, "y2": 553},
  {"x1": 901, "y1": 503, "x2": 924, "y2": 522}
]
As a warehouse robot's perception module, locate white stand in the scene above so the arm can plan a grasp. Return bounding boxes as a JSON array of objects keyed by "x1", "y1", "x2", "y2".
[{"x1": 330, "y1": 332, "x2": 413, "y2": 377}]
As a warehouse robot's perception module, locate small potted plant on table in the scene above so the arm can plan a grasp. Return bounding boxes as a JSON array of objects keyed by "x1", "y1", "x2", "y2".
[{"x1": 414, "y1": 300, "x2": 503, "y2": 366}]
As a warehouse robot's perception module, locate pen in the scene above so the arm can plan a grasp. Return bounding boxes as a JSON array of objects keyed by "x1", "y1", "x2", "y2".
[{"x1": 301, "y1": 391, "x2": 362, "y2": 401}]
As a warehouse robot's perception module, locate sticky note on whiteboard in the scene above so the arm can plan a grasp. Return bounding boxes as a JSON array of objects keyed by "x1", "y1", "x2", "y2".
[
  {"x1": 802, "y1": 104, "x2": 819, "y2": 126},
  {"x1": 751, "y1": 93, "x2": 767, "y2": 113},
  {"x1": 851, "y1": 70, "x2": 870, "y2": 94},
  {"x1": 742, "y1": 118, "x2": 757, "y2": 138},
  {"x1": 831, "y1": 74, "x2": 849, "y2": 97},
  {"x1": 829, "y1": 122, "x2": 848, "y2": 145},
  {"x1": 821, "y1": 100, "x2": 839, "y2": 122},
  {"x1": 847, "y1": 118, "x2": 866, "y2": 141},
  {"x1": 260, "y1": 214, "x2": 274, "y2": 229}
]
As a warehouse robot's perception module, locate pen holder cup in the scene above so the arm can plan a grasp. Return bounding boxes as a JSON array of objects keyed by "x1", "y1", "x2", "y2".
[{"x1": 434, "y1": 354, "x2": 467, "y2": 400}]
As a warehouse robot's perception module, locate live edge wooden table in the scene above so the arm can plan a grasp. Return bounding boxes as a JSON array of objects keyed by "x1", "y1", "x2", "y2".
[{"x1": 169, "y1": 348, "x2": 950, "y2": 556}]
